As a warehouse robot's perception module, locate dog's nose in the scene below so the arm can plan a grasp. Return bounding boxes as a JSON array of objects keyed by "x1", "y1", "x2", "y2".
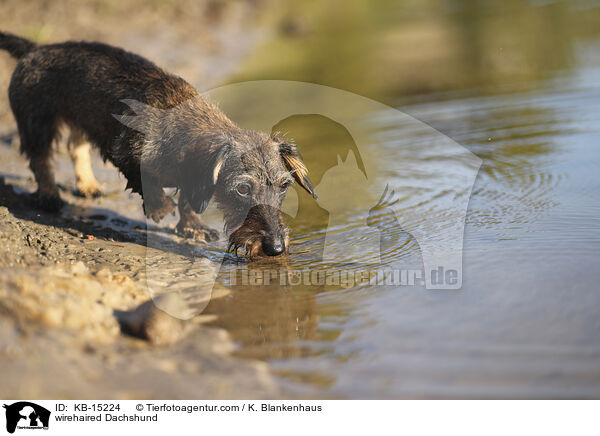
[{"x1": 262, "y1": 237, "x2": 285, "y2": 256}]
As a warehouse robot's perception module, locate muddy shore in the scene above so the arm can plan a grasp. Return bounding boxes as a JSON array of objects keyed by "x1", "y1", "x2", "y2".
[{"x1": 0, "y1": 0, "x2": 284, "y2": 399}]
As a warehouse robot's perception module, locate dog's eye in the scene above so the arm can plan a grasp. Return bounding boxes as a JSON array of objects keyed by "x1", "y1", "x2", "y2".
[
  {"x1": 236, "y1": 184, "x2": 251, "y2": 197},
  {"x1": 280, "y1": 182, "x2": 291, "y2": 194}
]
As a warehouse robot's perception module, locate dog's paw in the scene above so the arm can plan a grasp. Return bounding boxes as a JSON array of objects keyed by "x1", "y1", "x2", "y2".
[
  {"x1": 35, "y1": 192, "x2": 65, "y2": 213},
  {"x1": 74, "y1": 181, "x2": 104, "y2": 198},
  {"x1": 175, "y1": 221, "x2": 220, "y2": 242},
  {"x1": 143, "y1": 196, "x2": 176, "y2": 223}
]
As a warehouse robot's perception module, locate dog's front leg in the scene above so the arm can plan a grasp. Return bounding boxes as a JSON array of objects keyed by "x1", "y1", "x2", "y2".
[
  {"x1": 175, "y1": 195, "x2": 220, "y2": 242},
  {"x1": 142, "y1": 180, "x2": 175, "y2": 223}
]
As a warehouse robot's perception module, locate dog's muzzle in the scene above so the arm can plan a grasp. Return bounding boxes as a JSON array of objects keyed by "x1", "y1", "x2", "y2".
[
  {"x1": 227, "y1": 204, "x2": 289, "y2": 257},
  {"x1": 261, "y1": 235, "x2": 286, "y2": 256}
]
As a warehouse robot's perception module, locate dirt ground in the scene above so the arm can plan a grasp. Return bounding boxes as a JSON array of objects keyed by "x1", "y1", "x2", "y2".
[{"x1": 0, "y1": 0, "x2": 287, "y2": 399}]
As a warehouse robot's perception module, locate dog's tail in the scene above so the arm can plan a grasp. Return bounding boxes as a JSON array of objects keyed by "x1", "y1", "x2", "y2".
[{"x1": 0, "y1": 31, "x2": 36, "y2": 59}]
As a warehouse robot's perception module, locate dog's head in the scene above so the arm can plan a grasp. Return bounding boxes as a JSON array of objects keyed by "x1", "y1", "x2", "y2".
[{"x1": 177, "y1": 129, "x2": 316, "y2": 257}]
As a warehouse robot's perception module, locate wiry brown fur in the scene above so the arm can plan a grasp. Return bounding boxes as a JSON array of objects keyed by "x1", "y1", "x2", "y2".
[{"x1": 0, "y1": 31, "x2": 316, "y2": 256}]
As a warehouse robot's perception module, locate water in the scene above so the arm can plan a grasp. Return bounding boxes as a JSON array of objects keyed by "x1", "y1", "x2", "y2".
[{"x1": 200, "y1": 0, "x2": 600, "y2": 398}]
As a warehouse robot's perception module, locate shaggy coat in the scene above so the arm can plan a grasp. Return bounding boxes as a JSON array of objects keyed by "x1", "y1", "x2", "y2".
[{"x1": 0, "y1": 32, "x2": 316, "y2": 256}]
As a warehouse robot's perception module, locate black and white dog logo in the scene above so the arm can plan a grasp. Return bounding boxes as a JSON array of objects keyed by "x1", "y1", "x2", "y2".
[{"x1": 3, "y1": 402, "x2": 50, "y2": 434}]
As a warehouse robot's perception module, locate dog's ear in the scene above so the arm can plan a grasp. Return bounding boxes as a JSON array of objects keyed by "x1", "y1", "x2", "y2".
[
  {"x1": 279, "y1": 142, "x2": 317, "y2": 199},
  {"x1": 177, "y1": 142, "x2": 229, "y2": 213}
]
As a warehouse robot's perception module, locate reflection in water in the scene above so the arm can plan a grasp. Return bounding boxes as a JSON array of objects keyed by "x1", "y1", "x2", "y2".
[
  {"x1": 207, "y1": 273, "x2": 321, "y2": 360},
  {"x1": 202, "y1": 0, "x2": 600, "y2": 397},
  {"x1": 232, "y1": 0, "x2": 600, "y2": 103}
]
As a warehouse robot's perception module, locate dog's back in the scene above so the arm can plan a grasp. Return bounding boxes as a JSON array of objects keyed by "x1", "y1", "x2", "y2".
[
  {"x1": 2, "y1": 33, "x2": 197, "y2": 159},
  {"x1": 0, "y1": 32, "x2": 198, "y2": 208}
]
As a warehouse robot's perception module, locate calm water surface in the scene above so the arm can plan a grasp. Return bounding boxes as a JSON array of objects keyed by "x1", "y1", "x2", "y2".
[{"x1": 201, "y1": 0, "x2": 600, "y2": 398}]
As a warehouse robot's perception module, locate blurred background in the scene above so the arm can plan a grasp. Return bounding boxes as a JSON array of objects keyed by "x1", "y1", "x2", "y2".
[{"x1": 3, "y1": 0, "x2": 599, "y2": 115}]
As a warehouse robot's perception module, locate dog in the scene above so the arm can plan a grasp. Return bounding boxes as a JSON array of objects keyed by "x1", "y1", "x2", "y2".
[{"x1": 0, "y1": 32, "x2": 317, "y2": 257}]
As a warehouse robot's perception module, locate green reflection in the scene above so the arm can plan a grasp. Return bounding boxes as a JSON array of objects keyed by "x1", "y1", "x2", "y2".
[{"x1": 229, "y1": 0, "x2": 600, "y2": 102}]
